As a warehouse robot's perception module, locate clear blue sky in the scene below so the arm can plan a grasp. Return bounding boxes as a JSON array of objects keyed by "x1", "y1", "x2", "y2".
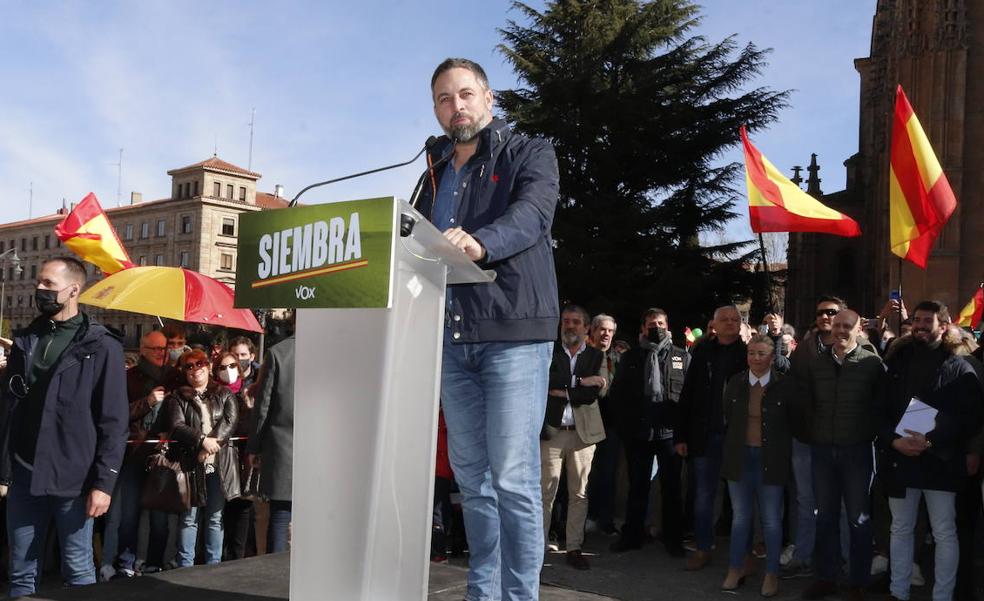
[{"x1": 0, "y1": 1, "x2": 874, "y2": 242}]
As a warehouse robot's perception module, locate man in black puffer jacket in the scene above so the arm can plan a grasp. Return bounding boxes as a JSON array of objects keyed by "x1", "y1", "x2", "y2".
[{"x1": 876, "y1": 301, "x2": 984, "y2": 601}]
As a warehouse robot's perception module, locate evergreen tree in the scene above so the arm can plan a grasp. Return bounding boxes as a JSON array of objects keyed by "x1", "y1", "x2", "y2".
[{"x1": 497, "y1": 0, "x2": 788, "y2": 333}]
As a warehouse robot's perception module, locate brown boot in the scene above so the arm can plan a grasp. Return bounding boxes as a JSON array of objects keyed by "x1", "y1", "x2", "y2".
[
  {"x1": 721, "y1": 568, "x2": 745, "y2": 591},
  {"x1": 760, "y1": 573, "x2": 779, "y2": 598},
  {"x1": 685, "y1": 550, "x2": 712, "y2": 571}
]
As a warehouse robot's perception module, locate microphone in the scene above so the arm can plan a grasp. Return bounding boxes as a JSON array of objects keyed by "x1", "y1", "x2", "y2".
[
  {"x1": 408, "y1": 138, "x2": 456, "y2": 209},
  {"x1": 288, "y1": 136, "x2": 440, "y2": 207}
]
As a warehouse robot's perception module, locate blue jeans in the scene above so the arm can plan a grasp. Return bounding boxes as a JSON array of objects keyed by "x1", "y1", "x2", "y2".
[
  {"x1": 727, "y1": 446, "x2": 784, "y2": 573},
  {"x1": 790, "y1": 439, "x2": 816, "y2": 565},
  {"x1": 102, "y1": 456, "x2": 170, "y2": 570},
  {"x1": 811, "y1": 442, "x2": 873, "y2": 586},
  {"x1": 441, "y1": 334, "x2": 551, "y2": 601},
  {"x1": 693, "y1": 431, "x2": 724, "y2": 552},
  {"x1": 889, "y1": 488, "x2": 958, "y2": 601},
  {"x1": 268, "y1": 500, "x2": 292, "y2": 553},
  {"x1": 7, "y1": 461, "x2": 95, "y2": 597},
  {"x1": 176, "y1": 472, "x2": 225, "y2": 567}
]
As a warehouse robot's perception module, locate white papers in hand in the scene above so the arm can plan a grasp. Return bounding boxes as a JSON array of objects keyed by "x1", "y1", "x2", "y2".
[{"x1": 894, "y1": 397, "x2": 938, "y2": 437}]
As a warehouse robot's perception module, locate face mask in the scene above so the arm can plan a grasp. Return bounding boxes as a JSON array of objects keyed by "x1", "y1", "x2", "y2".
[
  {"x1": 238, "y1": 359, "x2": 252, "y2": 372},
  {"x1": 168, "y1": 348, "x2": 184, "y2": 362},
  {"x1": 218, "y1": 367, "x2": 239, "y2": 385},
  {"x1": 35, "y1": 286, "x2": 72, "y2": 316},
  {"x1": 647, "y1": 326, "x2": 667, "y2": 344}
]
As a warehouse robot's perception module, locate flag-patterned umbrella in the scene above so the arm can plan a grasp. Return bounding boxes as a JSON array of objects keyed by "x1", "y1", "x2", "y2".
[{"x1": 79, "y1": 266, "x2": 262, "y2": 332}]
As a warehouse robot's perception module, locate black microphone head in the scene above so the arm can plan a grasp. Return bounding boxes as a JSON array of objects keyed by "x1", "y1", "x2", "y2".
[{"x1": 425, "y1": 135, "x2": 439, "y2": 150}]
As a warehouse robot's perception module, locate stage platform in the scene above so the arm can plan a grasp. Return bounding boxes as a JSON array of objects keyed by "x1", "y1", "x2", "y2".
[{"x1": 27, "y1": 552, "x2": 617, "y2": 600}]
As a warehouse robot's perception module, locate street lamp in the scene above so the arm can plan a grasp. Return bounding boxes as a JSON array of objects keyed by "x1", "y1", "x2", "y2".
[{"x1": 0, "y1": 248, "x2": 23, "y2": 339}]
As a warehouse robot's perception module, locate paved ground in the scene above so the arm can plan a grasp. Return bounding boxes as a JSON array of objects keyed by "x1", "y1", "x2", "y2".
[{"x1": 24, "y1": 532, "x2": 968, "y2": 600}]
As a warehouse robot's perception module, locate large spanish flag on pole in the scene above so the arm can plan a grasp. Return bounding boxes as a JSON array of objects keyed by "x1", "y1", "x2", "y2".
[
  {"x1": 957, "y1": 285, "x2": 984, "y2": 329},
  {"x1": 890, "y1": 85, "x2": 957, "y2": 269},
  {"x1": 54, "y1": 193, "x2": 134, "y2": 275},
  {"x1": 741, "y1": 127, "x2": 861, "y2": 236}
]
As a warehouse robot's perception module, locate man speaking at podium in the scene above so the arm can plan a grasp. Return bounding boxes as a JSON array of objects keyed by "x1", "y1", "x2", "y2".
[{"x1": 418, "y1": 58, "x2": 560, "y2": 601}]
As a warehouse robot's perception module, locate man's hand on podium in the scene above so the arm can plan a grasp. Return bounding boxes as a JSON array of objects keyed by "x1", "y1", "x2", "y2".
[{"x1": 443, "y1": 227, "x2": 486, "y2": 262}]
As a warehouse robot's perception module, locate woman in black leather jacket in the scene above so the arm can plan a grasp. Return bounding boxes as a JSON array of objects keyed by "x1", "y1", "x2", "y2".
[{"x1": 163, "y1": 349, "x2": 240, "y2": 567}]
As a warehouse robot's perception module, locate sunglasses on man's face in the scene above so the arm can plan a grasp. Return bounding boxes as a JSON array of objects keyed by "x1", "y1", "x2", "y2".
[
  {"x1": 181, "y1": 360, "x2": 210, "y2": 371},
  {"x1": 816, "y1": 309, "x2": 839, "y2": 318}
]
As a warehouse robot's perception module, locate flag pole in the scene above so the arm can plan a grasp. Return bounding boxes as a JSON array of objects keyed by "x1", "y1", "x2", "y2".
[
  {"x1": 896, "y1": 258, "x2": 904, "y2": 335},
  {"x1": 758, "y1": 233, "x2": 775, "y2": 313}
]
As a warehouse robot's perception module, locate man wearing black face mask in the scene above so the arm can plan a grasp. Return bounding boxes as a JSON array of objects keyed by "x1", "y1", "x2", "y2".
[
  {"x1": 610, "y1": 307, "x2": 690, "y2": 556},
  {"x1": 0, "y1": 257, "x2": 128, "y2": 597}
]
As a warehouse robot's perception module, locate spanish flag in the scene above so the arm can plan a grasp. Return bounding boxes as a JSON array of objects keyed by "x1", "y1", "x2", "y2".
[
  {"x1": 741, "y1": 127, "x2": 861, "y2": 237},
  {"x1": 54, "y1": 193, "x2": 133, "y2": 275},
  {"x1": 957, "y1": 286, "x2": 984, "y2": 329},
  {"x1": 890, "y1": 85, "x2": 957, "y2": 269}
]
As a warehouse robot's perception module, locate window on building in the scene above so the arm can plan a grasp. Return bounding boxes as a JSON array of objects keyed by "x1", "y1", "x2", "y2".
[
  {"x1": 44, "y1": 235, "x2": 50, "y2": 249},
  {"x1": 239, "y1": 187, "x2": 246, "y2": 201},
  {"x1": 17, "y1": 295, "x2": 22, "y2": 307},
  {"x1": 155, "y1": 254, "x2": 164, "y2": 266},
  {"x1": 5, "y1": 296, "x2": 11, "y2": 308},
  {"x1": 138, "y1": 256, "x2": 147, "y2": 266},
  {"x1": 181, "y1": 215, "x2": 192, "y2": 234},
  {"x1": 193, "y1": 181, "x2": 199, "y2": 197},
  {"x1": 20, "y1": 238, "x2": 26, "y2": 252},
  {"x1": 0, "y1": 241, "x2": 4, "y2": 252},
  {"x1": 28, "y1": 295, "x2": 32, "y2": 308},
  {"x1": 7, "y1": 267, "x2": 13, "y2": 280},
  {"x1": 30, "y1": 265, "x2": 36, "y2": 280},
  {"x1": 221, "y1": 217, "x2": 235, "y2": 236},
  {"x1": 19, "y1": 267, "x2": 24, "y2": 280},
  {"x1": 135, "y1": 323, "x2": 143, "y2": 342},
  {"x1": 125, "y1": 224, "x2": 133, "y2": 240},
  {"x1": 120, "y1": 323, "x2": 127, "y2": 337},
  {"x1": 180, "y1": 251, "x2": 190, "y2": 267},
  {"x1": 141, "y1": 222, "x2": 150, "y2": 238},
  {"x1": 213, "y1": 182, "x2": 221, "y2": 197},
  {"x1": 226, "y1": 184, "x2": 234, "y2": 199},
  {"x1": 31, "y1": 237, "x2": 37, "y2": 251},
  {"x1": 157, "y1": 219, "x2": 166, "y2": 237},
  {"x1": 220, "y1": 253, "x2": 234, "y2": 270}
]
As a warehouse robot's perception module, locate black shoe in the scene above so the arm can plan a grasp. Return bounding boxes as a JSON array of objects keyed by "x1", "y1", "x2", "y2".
[
  {"x1": 566, "y1": 550, "x2": 590, "y2": 571},
  {"x1": 610, "y1": 537, "x2": 642, "y2": 553},
  {"x1": 801, "y1": 579, "x2": 837, "y2": 600}
]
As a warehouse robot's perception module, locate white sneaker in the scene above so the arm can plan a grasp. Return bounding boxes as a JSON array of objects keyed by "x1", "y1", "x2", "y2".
[
  {"x1": 911, "y1": 563, "x2": 925, "y2": 586},
  {"x1": 870, "y1": 554, "x2": 889, "y2": 576},
  {"x1": 780, "y1": 544, "x2": 796, "y2": 567},
  {"x1": 99, "y1": 565, "x2": 116, "y2": 582}
]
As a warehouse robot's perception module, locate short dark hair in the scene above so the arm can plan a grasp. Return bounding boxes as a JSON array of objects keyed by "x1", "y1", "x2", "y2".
[
  {"x1": 913, "y1": 300, "x2": 951, "y2": 324},
  {"x1": 640, "y1": 307, "x2": 668, "y2": 326},
  {"x1": 44, "y1": 256, "x2": 87, "y2": 286},
  {"x1": 816, "y1": 295, "x2": 847, "y2": 310},
  {"x1": 561, "y1": 304, "x2": 591, "y2": 326},
  {"x1": 162, "y1": 323, "x2": 187, "y2": 340},
  {"x1": 228, "y1": 336, "x2": 256, "y2": 355},
  {"x1": 431, "y1": 58, "x2": 490, "y2": 91}
]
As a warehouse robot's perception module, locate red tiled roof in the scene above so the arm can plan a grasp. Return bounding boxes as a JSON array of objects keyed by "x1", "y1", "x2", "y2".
[
  {"x1": 167, "y1": 156, "x2": 261, "y2": 179},
  {"x1": 255, "y1": 191, "x2": 289, "y2": 209}
]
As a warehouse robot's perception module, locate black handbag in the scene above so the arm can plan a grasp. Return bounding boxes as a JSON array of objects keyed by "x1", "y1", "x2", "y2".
[{"x1": 141, "y1": 444, "x2": 192, "y2": 514}]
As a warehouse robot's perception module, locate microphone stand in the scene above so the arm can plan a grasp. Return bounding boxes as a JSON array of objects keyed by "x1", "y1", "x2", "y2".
[{"x1": 288, "y1": 136, "x2": 439, "y2": 207}]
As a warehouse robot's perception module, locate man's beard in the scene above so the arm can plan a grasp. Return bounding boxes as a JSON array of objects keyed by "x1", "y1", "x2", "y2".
[
  {"x1": 444, "y1": 113, "x2": 487, "y2": 143},
  {"x1": 562, "y1": 331, "x2": 582, "y2": 348}
]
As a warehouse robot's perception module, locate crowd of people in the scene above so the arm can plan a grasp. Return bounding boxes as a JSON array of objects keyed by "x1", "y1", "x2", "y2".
[
  {"x1": 427, "y1": 297, "x2": 982, "y2": 601},
  {"x1": 0, "y1": 256, "x2": 295, "y2": 598}
]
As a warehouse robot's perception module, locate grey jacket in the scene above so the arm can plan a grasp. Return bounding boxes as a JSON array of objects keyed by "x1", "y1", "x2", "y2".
[{"x1": 247, "y1": 337, "x2": 295, "y2": 501}]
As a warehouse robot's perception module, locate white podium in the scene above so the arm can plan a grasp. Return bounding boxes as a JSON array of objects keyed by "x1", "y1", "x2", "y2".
[{"x1": 238, "y1": 198, "x2": 493, "y2": 600}]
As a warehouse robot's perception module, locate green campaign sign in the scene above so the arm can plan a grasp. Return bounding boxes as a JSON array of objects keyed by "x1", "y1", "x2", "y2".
[{"x1": 234, "y1": 197, "x2": 395, "y2": 308}]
